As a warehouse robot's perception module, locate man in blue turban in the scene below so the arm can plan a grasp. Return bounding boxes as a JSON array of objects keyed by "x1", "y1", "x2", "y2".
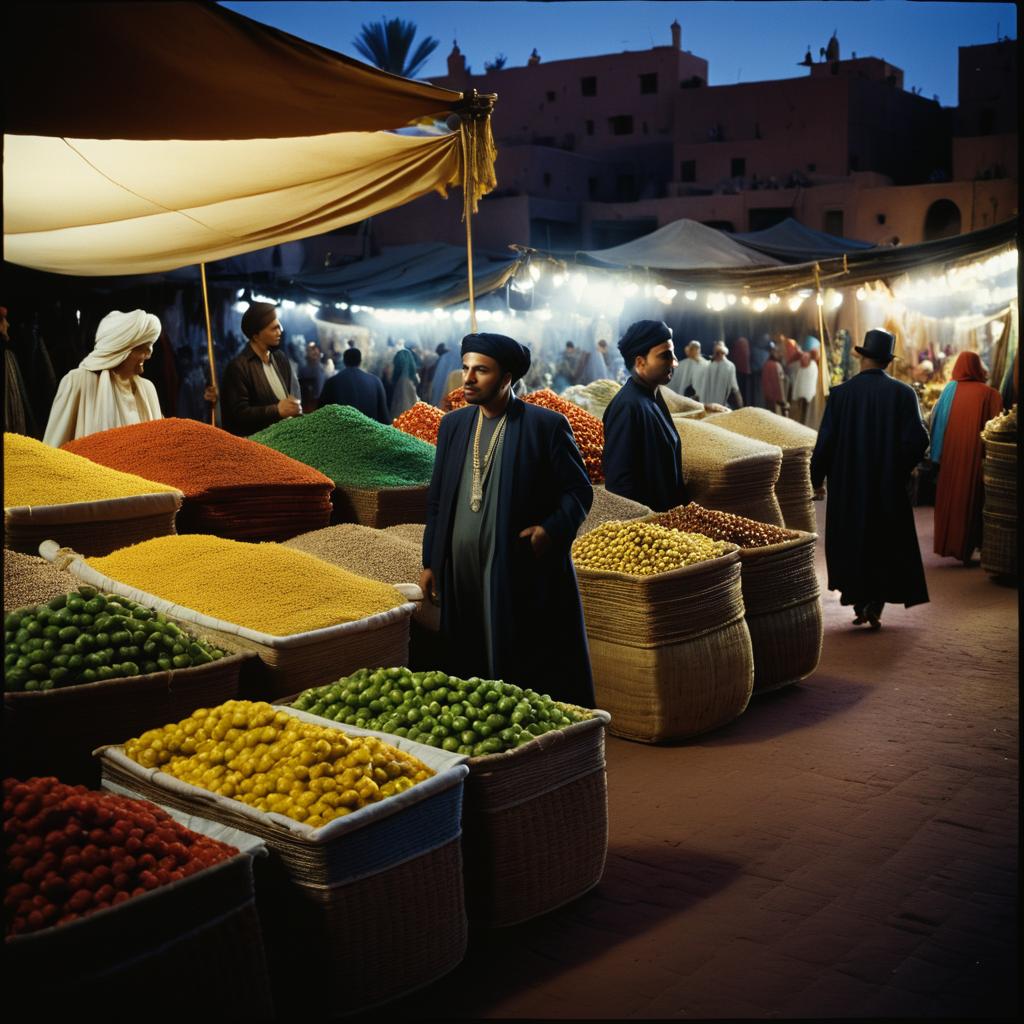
[
  {"x1": 601, "y1": 320, "x2": 688, "y2": 511},
  {"x1": 421, "y1": 332, "x2": 595, "y2": 710}
]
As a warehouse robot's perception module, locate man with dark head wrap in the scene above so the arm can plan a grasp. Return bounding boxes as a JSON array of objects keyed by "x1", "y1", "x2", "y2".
[
  {"x1": 219, "y1": 301, "x2": 301, "y2": 435},
  {"x1": 421, "y1": 332, "x2": 595, "y2": 708},
  {"x1": 601, "y1": 320, "x2": 687, "y2": 511}
]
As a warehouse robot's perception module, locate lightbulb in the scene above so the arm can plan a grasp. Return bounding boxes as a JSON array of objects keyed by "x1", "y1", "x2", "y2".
[
  {"x1": 726, "y1": 294, "x2": 737, "y2": 306},
  {"x1": 740, "y1": 296, "x2": 751, "y2": 306},
  {"x1": 623, "y1": 282, "x2": 639, "y2": 297},
  {"x1": 528, "y1": 263, "x2": 541, "y2": 281},
  {"x1": 815, "y1": 293, "x2": 825, "y2": 307},
  {"x1": 684, "y1": 290, "x2": 698, "y2": 301},
  {"x1": 752, "y1": 298, "x2": 769, "y2": 313},
  {"x1": 855, "y1": 288, "x2": 865, "y2": 301},
  {"x1": 828, "y1": 292, "x2": 844, "y2": 310},
  {"x1": 787, "y1": 296, "x2": 803, "y2": 312},
  {"x1": 769, "y1": 293, "x2": 780, "y2": 305},
  {"x1": 453, "y1": 309, "x2": 470, "y2": 323},
  {"x1": 552, "y1": 273, "x2": 566, "y2": 287},
  {"x1": 433, "y1": 307, "x2": 446, "y2": 318}
]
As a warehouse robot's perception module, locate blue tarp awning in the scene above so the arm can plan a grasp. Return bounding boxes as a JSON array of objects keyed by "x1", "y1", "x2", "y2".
[{"x1": 730, "y1": 218, "x2": 875, "y2": 262}]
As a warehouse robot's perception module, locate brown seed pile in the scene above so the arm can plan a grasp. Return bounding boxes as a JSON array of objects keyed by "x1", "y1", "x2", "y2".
[
  {"x1": 650, "y1": 503, "x2": 796, "y2": 548},
  {"x1": 3, "y1": 549, "x2": 78, "y2": 612},
  {"x1": 383, "y1": 523, "x2": 427, "y2": 547},
  {"x1": 283, "y1": 524, "x2": 423, "y2": 585},
  {"x1": 579, "y1": 486, "x2": 652, "y2": 537}
]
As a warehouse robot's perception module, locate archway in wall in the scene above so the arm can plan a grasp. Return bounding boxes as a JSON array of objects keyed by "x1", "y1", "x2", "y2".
[{"x1": 923, "y1": 199, "x2": 962, "y2": 240}]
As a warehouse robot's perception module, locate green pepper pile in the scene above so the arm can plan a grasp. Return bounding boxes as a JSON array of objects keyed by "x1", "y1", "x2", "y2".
[
  {"x1": 291, "y1": 667, "x2": 592, "y2": 757},
  {"x1": 4, "y1": 586, "x2": 226, "y2": 692}
]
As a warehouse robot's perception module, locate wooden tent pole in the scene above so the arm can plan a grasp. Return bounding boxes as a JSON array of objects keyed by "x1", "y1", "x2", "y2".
[
  {"x1": 814, "y1": 262, "x2": 829, "y2": 400},
  {"x1": 200, "y1": 262, "x2": 218, "y2": 426}
]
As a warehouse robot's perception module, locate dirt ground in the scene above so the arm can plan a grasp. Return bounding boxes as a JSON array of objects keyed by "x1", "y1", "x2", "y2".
[{"x1": 362, "y1": 503, "x2": 1019, "y2": 1021}]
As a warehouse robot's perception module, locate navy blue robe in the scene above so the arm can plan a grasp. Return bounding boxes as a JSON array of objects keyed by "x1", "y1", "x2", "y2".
[
  {"x1": 602, "y1": 376, "x2": 687, "y2": 512},
  {"x1": 810, "y1": 369, "x2": 929, "y2": 607},
  {"x1": 423, "y1": 397, "x2": 595, "y2": 707},
  {"x1": 318, "y1": 367, "x2": 389, "y2": 424}
]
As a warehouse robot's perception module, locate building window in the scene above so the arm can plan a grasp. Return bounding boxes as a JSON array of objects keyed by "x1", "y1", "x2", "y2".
[
  {"x1": 731, "y1": 157, "x2": 746, "y2": 178},
  {"x1": 581, "y1": 76, "x2": 597, "y2": 96},
  {"x1": 640, "y1": 72, "x2": 658, "y2": 94},
  {"x1": 609, "y1": 115, "x2": 634, "y2": 136},
  {"x1": 923, "y1": 199, "x2": 962, "y2": 241},
  {"x1": 543, "y1": 172, "x2": 552, "y2": 187},
  {"x1": 546, "y1": 90, "x2": 556, "y2": 102},
  {"x1": 616, "y1": 174, "x2": 637, "y2": 200},
  {"x1": 680, "y1": 160, "x2": 696, "y2": 182},
  {"x1": 823, "y1": 210, "x2": 844, "y2": 236},
  {"x1": 585, "y1": 119, "x2": 595, "y2": 136}
]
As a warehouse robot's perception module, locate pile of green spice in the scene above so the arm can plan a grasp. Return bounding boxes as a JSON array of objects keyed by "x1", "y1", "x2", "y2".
[{"x1": 249, "y1": 405, "x2": 436, "y2": 490}]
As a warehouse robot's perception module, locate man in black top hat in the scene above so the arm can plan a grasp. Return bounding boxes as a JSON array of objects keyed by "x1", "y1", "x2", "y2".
[
  {"x1": 219, "y1": 301, "x2": 301, "y2": 435},
  {"x1": 601, "y1": 320, "x2": 687, "y2": 511},
  {"x1": 810, "y1": 328, "x2": 929, "y2": 629},
  {"x1": 421, "y1": 332, "x2": 595, "y2": 709}
]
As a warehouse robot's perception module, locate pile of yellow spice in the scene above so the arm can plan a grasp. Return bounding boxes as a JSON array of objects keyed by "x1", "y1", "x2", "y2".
[{"x1": 86, "y1": 535, "x2": 407, "y2": 635}]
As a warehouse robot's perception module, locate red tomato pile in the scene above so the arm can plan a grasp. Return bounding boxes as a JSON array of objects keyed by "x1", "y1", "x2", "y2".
[
  {"x1": 3, "y1": 777, "x2": 238, "y2": 937},
  {"x1": 523, "y1": 390, "x2": 606, "y2": 484},
  {"x1": 393, "y1": 402, "x2": 444, "y2": 446}
]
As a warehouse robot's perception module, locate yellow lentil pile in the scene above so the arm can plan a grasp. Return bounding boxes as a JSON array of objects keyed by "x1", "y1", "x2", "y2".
[
  {"x1": 572, "y1": 519, "x2": 730, "y2": 576},
  {"x1": 4, "y1": 432, "x2": 178, "y2": 508},
  {"x1": 650, "y1": 503, "x2": 796, "y2": 548},
  {"x1": 86, "y1": 535, "x2": 406, "y2": 635},
  {"x1": 124, "y1": 700, "x2": 435, "y2": 828}
]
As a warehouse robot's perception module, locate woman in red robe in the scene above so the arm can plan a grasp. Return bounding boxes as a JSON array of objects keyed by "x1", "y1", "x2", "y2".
[{"x1": 932, "y1": 351, "x2": 1003, "y2": 564}]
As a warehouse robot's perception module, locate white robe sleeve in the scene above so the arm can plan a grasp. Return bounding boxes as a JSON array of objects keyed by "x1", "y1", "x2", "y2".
[{"x1": 42, "y1": 370, "x2": 86, "y2": 447}]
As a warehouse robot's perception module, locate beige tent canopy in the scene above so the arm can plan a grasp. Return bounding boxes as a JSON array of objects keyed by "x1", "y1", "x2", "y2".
[{"x1": 4, "y1": 1, "x2": 496, "y2": 276}]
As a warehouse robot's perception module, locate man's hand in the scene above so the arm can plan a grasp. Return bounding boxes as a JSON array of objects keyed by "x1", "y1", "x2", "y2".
[
  {"x1": 813, "y1": 485, "x2": 826, "y2": 501},
  {"x1": 518, "y1": 525, "x2": 551, "y2": 559},
  {"x1": 204, "y1": 384, "x2": 219, "y2": 403},
  {"x1": 277, "y1": 397, "x2": 302, "y2": 418},
  {"x1": 419, "y1": 567, "x2": 439, "y2": 605}
]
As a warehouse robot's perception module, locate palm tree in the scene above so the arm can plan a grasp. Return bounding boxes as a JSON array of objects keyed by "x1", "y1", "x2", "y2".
[
  {"x1": 484, "y1": 54, "x2": 508, "y2": 72},
  {"x1": 352, "y1": 17, "x2": 439, "y2": 79}
]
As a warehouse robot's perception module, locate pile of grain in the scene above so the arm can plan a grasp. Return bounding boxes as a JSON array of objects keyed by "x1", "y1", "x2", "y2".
[
  {"x1": 86, "y1": 535, "x2": 406, "y2": 635},
  {"x1": 250, "y1": 404, "x2": 435, "y2": 489},
  {"x1": 63, "y1": 419, "x2": 332, "y2": 542},
  {"x1": 658, "y1": 387, "x2": 704, "y2": 417},
  {"x1": 284, "y1": 524, "x2": 423, "y2": 586},
  {"x1": 673, "y1": 416, "x2": 784, "y2": 526},
  {"x1": 704, "y1": 408, "x2": 817, "y2": 532},
  {"x1": 578, "y1": 486, "x2": 652, "y2": 537},
  {"x1": 3, "y1": 549, "x2": 78, "y2": 612}
]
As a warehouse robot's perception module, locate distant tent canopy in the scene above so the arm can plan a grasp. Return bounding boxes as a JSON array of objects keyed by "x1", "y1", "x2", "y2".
[
  {"x1": 570, "y1": 219, "x2": 783, "y2": 271},
  {"x1": 278, "y1": 243, "x2": 521, "y2": 309},
  {"x1": 3, "y1": 1, "x2": 495, "y2": 277},
  {"x1": 730, "y1": 218, "x2": 875, "y2": 263}
]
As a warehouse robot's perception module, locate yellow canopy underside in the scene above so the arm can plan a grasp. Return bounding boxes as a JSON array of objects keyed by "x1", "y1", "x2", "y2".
[{"x1": 4, "y1": 131, "x2": 462, "y2": 276}]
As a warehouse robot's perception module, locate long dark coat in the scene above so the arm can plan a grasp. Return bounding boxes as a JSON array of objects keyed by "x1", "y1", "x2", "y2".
[
  {"x1": 810, "y1": 369, "x2": 929, "y2": 607},
  {"x1": 220, "y1": 345, "x2": 295, "y2": 436},
  {"x1": 423, "y1": 397, "x2": 595, "y2": 707},
  {"x1": 318, "y1": 366, "x2": 390, "y2": 424},
  {"x1": 602, "y1": 376, "x2": 687, "y2": 512}
]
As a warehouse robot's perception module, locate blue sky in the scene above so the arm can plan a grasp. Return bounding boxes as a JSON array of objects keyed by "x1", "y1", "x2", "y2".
[{"x1": 220, "y1": 1, "x2": 1015, "y2": 106}]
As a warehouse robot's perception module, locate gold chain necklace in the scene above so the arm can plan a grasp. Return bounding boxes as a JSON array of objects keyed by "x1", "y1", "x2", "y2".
[{"x1": 470, "y1": 407, "x2": 507, "y2": 512}]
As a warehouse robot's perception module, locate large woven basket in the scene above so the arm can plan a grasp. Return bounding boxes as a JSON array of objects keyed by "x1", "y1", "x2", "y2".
[
  {"x1": 332, "y1": 484, "x2": 429, "y2": 528},
  {"x1": 461, "y1": 711, "x2": 610, "y2": 927},
  {"x1": 738, "y1": 532, "x2": 823, "y2": 692},
  {"x1": 5, "y1": 816, "x2": 273, "y2": 1019},
  {"x1": 577, "y1": 550, "x2": 754, "y2": 742},
  {"x1": 4, "y1": 491, "x2": 182, "y2": 556},
  {"x1": 39, "y1": 541, "x2": 416, "y2": 699},
  {"x1": 981, "y1": 437, "x2": 1017, "y2": 578},
  {"x1": 981, "y1": 509, "x2": 1017, "y2": 579},
  {"x1": 98, "y1": 710, "x2": 469, "y2": 1014},
  {"x1": 3, "y1": 645, "x2": 254, "y2": 786}
]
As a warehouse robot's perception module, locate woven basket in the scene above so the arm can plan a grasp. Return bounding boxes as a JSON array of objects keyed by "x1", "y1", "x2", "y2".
[
  {"x1": 3, "y1": 646, "x2": 254, "y2": 786},
  {"x1": 38, "y1": 541, "x2": 416, "y2": 699},
  {"x1": 4, "y1": 491, "x2": 182, "y2": 557},
  {"x1": 98, "y1": 710, "x2": 469, "y2": 1014},
  {"x1": 577, "y1": 551, "x2": 754, "y2": 742},
  {"x1": 332, "y1": 485, "x2": 429, "y2": 528},
  {"x1": 981, "y1": 509, "x2": 1017, "y2": 578},
  {"x1": 461, "y1": 712, "x2": 610, "y2": 927},
  {"x1": 5, "y1": 831, "x2": 273, "y2": 1018}
]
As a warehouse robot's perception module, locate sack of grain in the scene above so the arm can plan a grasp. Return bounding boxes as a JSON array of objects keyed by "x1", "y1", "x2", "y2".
[
  {"x1": 574, "y1": 537, "x2": 753, "y2": 742},
  {"x1": 63, "y1": 419, "x2": 333, "y2": 543},
  {"x1": 647, "y1": 503, "x2": 822, "y2": 693},
  {"x1": 3, "y1": 548, "x2": 78, "y2": 612},
  {"x1": 704, "y1": 408, "x2": 818, "y2": 532},
  {"x1": 658, "y1": 386, "x2": 704, "y2": 417},
  {"x1": 40, "y1": 537, "x2": 415, "y2": 697},
  {"x1": 577, "y1": 486, "x2": 652, "y2": 536},
  {"x1": 673, "y1": 416, "x2": 784, "y2": 526},
  {"x1": 5, "y1": 432, "x2": 183, "y2": 556}
]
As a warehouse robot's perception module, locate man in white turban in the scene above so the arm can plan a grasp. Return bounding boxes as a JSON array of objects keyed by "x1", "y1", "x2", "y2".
[{"x1": 43, "y1": 310, "x2": 163, "y2": 447}]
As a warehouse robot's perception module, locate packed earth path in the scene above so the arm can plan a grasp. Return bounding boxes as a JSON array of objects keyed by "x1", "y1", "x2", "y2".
[{"x1": 353, "y1": 502, "x2": 1019, "y2": 1021}]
